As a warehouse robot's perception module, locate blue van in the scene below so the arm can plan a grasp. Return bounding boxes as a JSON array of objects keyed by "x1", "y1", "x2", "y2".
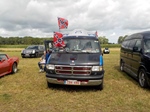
[
  {"x1": 120, "y1": 31, "x2": 150, "y2": 88},
  {"x1": 45, "y1": 29, "x2": 104, "y2": 90}
]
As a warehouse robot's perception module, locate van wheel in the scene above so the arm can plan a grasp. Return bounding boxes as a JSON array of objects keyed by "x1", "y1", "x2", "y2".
[
  {"x1": 138, "y1": 69, "x2": 148, "y2": 88},
  {"x1": 96, "y1": 80, "x2": 103, "y2": 90},
  {"x1": 47, "y1": 81, "x2": 53, "y2": 88},
  {"x1": 12, "y1": 63, "x2": 17, "y2": 74},
  {"x1": 120, "y1": 61, "x2": 124, "y2": 71}
]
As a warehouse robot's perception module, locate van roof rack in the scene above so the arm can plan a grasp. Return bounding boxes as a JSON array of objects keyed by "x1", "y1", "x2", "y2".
[{"x1": 63, "y1": 29, "x2": 98, "y2": 37}]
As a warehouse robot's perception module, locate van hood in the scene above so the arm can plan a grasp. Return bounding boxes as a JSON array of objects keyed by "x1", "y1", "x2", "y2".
[{"x1": 49, "y1": 53, "x2": 100, "y2": 65}]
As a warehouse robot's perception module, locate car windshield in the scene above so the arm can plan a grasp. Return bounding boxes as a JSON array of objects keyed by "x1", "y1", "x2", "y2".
[
  {"x1": 54, "y1": 38, "x2": 100, "y2": 53},
  {"x1": 27, "y1": 46, "x2": 38, "y2": 50},
  {"x1": 144, "y1": 39, "x2": 150, "y2": 53},
  {"x1": 0, "y1": 54, "x2": 8, "y2": 60}
]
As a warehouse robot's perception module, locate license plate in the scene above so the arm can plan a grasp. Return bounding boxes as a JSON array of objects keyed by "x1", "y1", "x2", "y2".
[
  {"x1": 64, "y1": 80, "x2": 81, "y2": 85},
  {"x1": 25, "y1": 54, "x2": 30, "y2": 56}
]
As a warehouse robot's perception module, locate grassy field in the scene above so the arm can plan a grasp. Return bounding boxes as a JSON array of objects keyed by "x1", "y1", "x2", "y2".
[{"x1": 0, "y1": 48, "x2": 150, "y2": 112}]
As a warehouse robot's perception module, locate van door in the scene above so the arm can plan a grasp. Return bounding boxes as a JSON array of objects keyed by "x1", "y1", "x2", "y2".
[
  {"x1": 123, "y1": 41, "x2": 131, "y2": 72},
  {"x1": 131, "y1": 39, "x2": 142, "y2": 77},
  {"x1": 44, "y1": 40, "x2": 53, "y2": 51},
  {"x1": 38, "y1": 45, "x2": 45, "y2": 56}
]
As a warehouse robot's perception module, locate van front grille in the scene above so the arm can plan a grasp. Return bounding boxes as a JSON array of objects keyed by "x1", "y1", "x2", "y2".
[{"x1": 55, "y1": 65, "x2": 92, "y2": 75}]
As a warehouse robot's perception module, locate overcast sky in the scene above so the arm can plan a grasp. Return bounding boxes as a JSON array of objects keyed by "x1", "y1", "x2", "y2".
[{"x1": 0, "y1": 0, "x2": 150, "y2": 43}]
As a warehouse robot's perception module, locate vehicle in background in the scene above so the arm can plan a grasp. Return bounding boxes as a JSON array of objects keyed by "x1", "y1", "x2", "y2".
[
  {"x1": 0, "y1": 53, "x2": 19, "y2": 77},
  {"x1": 21, "y1": 45, "x2": 45, "y2": 58},
  {"x1": 44, "y1": 40, "x2": 53, "y2": 51},
  {"x1": 103, "y1": 48, "x2": 110, "y2": 54},
  {"x1": 45, "y1": 29, "x2": 105, "y2": 90},
  {"x1": 120, "y1": 31, "x2": 150, "y2": 88}
]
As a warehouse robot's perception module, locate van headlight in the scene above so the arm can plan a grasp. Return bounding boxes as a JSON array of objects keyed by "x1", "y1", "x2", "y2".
[
  {"x1": 46, "y1": 64, "x2": 55, "y2": 70},
  {"x1": 92, "y1": 66, "x2": 103, "y2": 71}
]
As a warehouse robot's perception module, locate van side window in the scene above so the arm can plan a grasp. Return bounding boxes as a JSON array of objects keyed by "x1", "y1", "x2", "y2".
[
  {"x1": 144, "y1": 40, "x2": 150, "y2": 53},
  {"x1": 125, "y1": 41, "x2": 130, "y2": 49},
  {"x1": 128, "y1": 39, "x2": 136, "y2": 50},
  {"x1": 134, "y1": 40, "x2": 141, "y2": 51}
]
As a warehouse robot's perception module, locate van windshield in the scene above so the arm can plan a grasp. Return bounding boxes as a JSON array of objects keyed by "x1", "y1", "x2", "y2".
[
  {"x1": 144, "y1": 39, "x2": 150, "y2": 53},
  {"x1": 54, "y1": 38, "x2": 100, "y2": 53}
]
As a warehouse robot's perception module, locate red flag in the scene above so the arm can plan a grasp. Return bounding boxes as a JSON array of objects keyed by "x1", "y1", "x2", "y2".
[
  {"x1": 53, "y1": 32, "x2": 65, "y2": 47},
  {"x1": 58, "y1": 17, "x2": 68, "y2": 29}
]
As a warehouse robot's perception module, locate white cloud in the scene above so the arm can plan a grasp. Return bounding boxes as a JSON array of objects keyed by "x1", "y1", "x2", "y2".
[
  {"x1": 110, "y1": 32, "x2": 116, "y2": 36},
  {"x1": 0, "y1": 0, "x2": 150, "y2": 43}
]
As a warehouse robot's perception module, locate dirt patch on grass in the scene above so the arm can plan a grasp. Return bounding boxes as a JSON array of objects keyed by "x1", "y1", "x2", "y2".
[
  {"x1": 0, "y1": 48, "x2": 23, "y2": 52},
  {"x1": 109, "y1": 48, "x2": 120, "y2": 51}
]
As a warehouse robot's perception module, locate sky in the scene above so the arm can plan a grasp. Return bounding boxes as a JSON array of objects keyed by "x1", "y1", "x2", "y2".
[{"x1": 0, "y1": 0, "x2": 150, "y2": 43}]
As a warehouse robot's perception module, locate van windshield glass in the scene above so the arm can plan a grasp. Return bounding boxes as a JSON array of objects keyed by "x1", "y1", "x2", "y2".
[
  {"x1": 54, "y1": 39, "x2": 100, "y2": 53},
  {"x1": 144, "y1": 39, "x2": 150, "y2": 53}
]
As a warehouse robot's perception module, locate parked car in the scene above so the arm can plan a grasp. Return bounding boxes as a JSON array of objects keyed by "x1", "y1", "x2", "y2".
[
  {"x1": 21, "y1": 45, "x2": 45, "y2": 58},
  {"x1": 120, "y1": 31, "x2": 150, "y2": 88},
  {"x1": 0, "y1": 53, "x2": 19, "y2": 77},
  {"x1": 103, "y1": 48, "x2": 110, "y2": 54}
]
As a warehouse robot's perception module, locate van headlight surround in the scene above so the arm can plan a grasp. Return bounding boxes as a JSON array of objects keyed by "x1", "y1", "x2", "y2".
[
  {"x1": 92, "y1": 66, "x2": 103, "y2": 71},
  {"x1": 46, "y1": 64, "x2": 55, "y2": 70}
]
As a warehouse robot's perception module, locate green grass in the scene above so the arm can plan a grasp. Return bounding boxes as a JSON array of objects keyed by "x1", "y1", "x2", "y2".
[
  {"x1": 0, "y1": 45, "x2": 29, "y2": 48},
  {"x1": 0, "y1": 48, "x2": 150, "y2": 112}
]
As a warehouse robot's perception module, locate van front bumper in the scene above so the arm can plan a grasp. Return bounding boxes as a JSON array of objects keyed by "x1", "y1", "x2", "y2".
[{"x1": 46, "y1": 73, "x2": 104, "y2": 86}]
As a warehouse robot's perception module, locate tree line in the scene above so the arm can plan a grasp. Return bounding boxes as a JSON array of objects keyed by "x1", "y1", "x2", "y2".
[
  {"x1": 117, "y1": 35, "x2": 128, "y2": 44},
  {"x1": 0, "y1": 35, "x2": 127, "y2": 45},
  {"x1": 0, "y1": 36, "x2": 53, "y2": 45}
]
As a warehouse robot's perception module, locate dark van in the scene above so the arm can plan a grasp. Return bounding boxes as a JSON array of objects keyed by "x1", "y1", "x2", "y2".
[
  {"x1": 45, "y1": 29, "x2": 104, "y2": 90},
  {"x1": 120, "y1": 31, "x2": 150, "y2": 88}
]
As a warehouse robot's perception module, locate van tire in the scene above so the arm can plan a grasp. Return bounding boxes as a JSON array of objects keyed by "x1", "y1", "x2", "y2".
[
  {"x1": 47, "y1": 81, "x2": 53, "y2": 88},
  {"x1": 96, "y1": 80, "x2": 103, "y2": 90},
  {"x1": 138, "y1": 69, "x2": 148, "y2": 88},
  {"x1": 120, "y1": 61, "x2": 124, "y2": 71}
]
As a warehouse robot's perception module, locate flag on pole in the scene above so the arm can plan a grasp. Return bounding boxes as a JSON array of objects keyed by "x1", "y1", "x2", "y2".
[
  {"x1": 53, "y1": 32, "x2": 65, "y2": 47},
  {"x1": 58, "y1": 17, "x2": 68, "y2": 29},
  {"x1": 95, "y1": 31, "x2": 98, "y2": 37}
]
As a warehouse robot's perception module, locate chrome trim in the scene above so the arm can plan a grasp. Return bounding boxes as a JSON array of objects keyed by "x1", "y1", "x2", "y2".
[{"x1": 55, "y1": 65, "x2": 92, "y2": 75}]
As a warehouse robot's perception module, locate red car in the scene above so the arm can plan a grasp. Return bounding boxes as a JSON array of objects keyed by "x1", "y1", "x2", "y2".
[{"x1": 0, "y1": 53, "x2": 19, "y2": 77}]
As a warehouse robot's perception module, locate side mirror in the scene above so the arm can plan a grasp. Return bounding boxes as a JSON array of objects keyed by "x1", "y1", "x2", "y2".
[{"x1": 133, "y1": 47, "x2": 140, "y2": 52}]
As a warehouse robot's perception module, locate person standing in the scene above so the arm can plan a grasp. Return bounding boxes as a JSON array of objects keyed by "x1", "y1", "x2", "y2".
[{"x1": 38, "y1": 51, "x2": 46, "y2": 72}]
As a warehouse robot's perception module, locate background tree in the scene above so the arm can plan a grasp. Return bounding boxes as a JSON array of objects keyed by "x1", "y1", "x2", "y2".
[
  {"x1": 98, "y1": 36, "x2": 109, "y2": 44},
  {"x1": 117, "y1": 35, "x2": 128, "y2": 44}
]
